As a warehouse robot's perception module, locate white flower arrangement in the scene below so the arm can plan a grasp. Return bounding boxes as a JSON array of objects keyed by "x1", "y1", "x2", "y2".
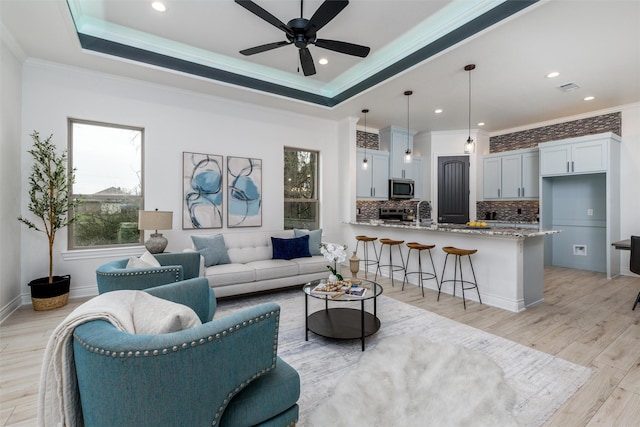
[{"x1": 320, "y1": 242, "x2": 347, "y2": 281}]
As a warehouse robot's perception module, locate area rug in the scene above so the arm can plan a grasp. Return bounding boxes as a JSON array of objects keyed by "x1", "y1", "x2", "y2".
[
  {"x1": 306, "y1": 335, "x2": 518, "y2": 427},
  {"x1": 215, "y1": 290, "x2": 592, "y2": 427}
]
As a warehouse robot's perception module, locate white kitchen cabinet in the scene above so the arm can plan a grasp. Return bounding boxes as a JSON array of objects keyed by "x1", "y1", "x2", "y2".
[
  {"x1": 356, "y1": 148, "x2": 389, "y2": 200},
  {"x1": 539, "y1": 135, "x2": 608, "y2": 176},
  {"x1": 483, "y1": 148, "x2": 539, "y2": 200},
  {"x1": 379, "y1": 126, "x2": 418, "y2": 179}
]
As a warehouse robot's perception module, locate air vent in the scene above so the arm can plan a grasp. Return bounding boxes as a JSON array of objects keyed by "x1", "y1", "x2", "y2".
[{"x1": 558, "y1": 82, "x2": 581, "y2": 92}]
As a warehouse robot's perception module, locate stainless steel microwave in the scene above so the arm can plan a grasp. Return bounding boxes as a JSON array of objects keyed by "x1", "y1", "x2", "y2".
[{"x1": 389, "y1": 178, "x2": 414, "y2": 199}]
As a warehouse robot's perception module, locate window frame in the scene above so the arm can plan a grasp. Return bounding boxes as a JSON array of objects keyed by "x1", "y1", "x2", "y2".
[
  {"x1": 283, "y1": 146, "x2": 320, "y2": 230},
  {"x1": 67, "y1": 118, "x2": 145, "y2": 250}
]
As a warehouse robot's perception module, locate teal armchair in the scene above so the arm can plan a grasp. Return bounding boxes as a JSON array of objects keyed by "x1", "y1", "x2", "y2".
[
  {"x1": 96, "y1": 252, "x2": 201, "y2": 294},
  {"x1": 73, "y1": 278, "x2": 300, "y2": 426}
]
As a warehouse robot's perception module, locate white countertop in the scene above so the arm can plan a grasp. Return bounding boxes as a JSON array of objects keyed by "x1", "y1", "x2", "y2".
[{"x1": 346, "y1": 221, "x2": 560, "y2": 238}]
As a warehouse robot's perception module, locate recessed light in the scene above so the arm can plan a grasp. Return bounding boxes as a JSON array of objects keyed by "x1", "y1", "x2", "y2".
[
  {"x1": 546, "y1": 71, "x2": 560, "y2": 78},
  {"x1": 434, "y1": 109, "x2": 443, "y2": 114},
  {"x1": 319, "y1": 58, "x2": 328, "y2": 65},
  {"x1": 584, "y1": 96, "x2": 595, "y2": 101},
  {"x1": 152, "y1": 1, "x2": 166, "y2": 12},
  {"x1": 477, "y1": 122, "x2": 485, "y2": 126}
]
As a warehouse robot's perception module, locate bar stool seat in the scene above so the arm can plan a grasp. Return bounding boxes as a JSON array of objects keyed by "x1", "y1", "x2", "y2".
[
  {"x1": 403, "y1": 242, "x2": 438, "y2": 297},
  {"x1": 439, "y1": 246, "x2": 482, "y2": 309},
  {"x1": 376, "y1": 238, "x2": 405, "y2": 287},
  {"x1": 355, "y1": 235, "x2": 379, "y2": 279}
]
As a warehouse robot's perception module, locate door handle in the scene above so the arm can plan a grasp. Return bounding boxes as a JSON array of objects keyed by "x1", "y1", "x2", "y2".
[
  {"x1": 498, "y1": 188, "x2": 501, "y2": 198},
  {"x1": 522, "y1": 187, "x2": 525, "y2": 197},
  {"x1": 571, "y1": 161, "x2": 574, "y2": 172},
  {"x1": 566, "y1": 161, "x2": 569, "y2": 173}
]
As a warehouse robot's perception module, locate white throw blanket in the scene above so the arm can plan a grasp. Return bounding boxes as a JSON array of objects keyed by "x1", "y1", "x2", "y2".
[{"x1": 37, "y1": 290, "x2": 202, "y2": 427}]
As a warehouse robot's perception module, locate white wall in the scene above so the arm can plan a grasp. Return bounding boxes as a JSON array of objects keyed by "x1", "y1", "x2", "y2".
[
  {"x1": 19, "y1": 59, "x2": 341, "y2": 303},
  {"x1": 619, "y1": 104, "x2": 640, "y2": 275},
  {"x1": 1, "y1": 26, "x2": 25, "y2": 321}
]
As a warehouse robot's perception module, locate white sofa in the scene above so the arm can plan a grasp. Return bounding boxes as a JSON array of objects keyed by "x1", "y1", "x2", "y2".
[{"x1": 192, "y1": 230, "x2": 330, "y2": 298}]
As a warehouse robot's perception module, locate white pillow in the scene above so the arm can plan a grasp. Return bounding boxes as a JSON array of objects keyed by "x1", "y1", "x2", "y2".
[
  {"x1": 140, "y1": 251, "x2": 160, "y2": 266},
  {"x1": 125, "y1": 251, "x2": 161, "y2": 269},
  {"x1": 132, "y1": 292, "x2": 202, "y2": 334}
]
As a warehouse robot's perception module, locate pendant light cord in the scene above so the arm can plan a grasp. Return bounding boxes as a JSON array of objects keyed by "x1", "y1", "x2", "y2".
[
  {"x1": 404, "y1": 90, "x2": 412, "y2": 154},
  {"x1": 468, "y1": 68, "x2": 471, "y2": 139}
]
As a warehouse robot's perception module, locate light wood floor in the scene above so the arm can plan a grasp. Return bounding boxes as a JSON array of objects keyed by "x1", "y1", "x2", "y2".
[{"x1": 1, "y1": 267, "x2": 639, "y2": 426}]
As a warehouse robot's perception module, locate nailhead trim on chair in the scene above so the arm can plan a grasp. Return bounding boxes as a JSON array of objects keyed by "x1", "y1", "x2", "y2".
[
  {"x1": 73, "y1": 310, "x2": 281, "y2": 426},
  {"x1": 96, "y1": 267, "x2": 182, "y2": 280}
]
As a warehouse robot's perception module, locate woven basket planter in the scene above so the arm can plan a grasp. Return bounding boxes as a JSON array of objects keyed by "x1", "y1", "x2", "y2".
[{"x1": 28, "y1": 275, "x2": 71, "y2": 311}]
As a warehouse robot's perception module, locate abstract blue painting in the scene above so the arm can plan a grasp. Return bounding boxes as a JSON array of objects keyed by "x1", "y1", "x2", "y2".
[
  {"x1": 183, "y1": 152, "x2": 223, "y2": 229},
  {"x1": 227, "y1": 156, "x2": 262, "y2": 227}
]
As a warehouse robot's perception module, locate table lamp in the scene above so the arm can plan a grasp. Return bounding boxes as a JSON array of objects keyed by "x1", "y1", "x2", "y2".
[{"x1": 138, "y1": 209, "x2": 173, "y2": 253}]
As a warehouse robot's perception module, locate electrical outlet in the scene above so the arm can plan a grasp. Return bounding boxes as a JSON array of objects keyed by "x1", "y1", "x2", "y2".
[
  {"x1": 573, "y1": 245, "x2": 587, "y2": 256},
  {"x1": 587, "y1": 209, "x2": 593, "y2": 216},
  {"x1": 517, "y1": 208, "x2": 522, "y2": 215}
]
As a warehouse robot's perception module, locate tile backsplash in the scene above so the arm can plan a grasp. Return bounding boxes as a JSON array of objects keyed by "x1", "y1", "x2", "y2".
[{"x1": 356, "y1": 200, "x2": 431, "y2": 222}]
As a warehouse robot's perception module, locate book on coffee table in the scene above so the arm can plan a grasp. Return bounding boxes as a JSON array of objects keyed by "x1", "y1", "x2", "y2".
[{"x1": 311, "y1": 282, "x2": 367, "y2": 298}]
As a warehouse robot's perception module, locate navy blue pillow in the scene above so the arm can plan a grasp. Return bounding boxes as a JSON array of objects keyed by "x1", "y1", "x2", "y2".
[{"x1": 271, "y1": 235, "x2": 312, "y2": 260}]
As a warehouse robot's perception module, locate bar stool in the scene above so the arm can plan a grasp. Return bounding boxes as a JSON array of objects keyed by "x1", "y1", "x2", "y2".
[
  {"x1": 439, "y1": 246, "x2": 482, "y2": 309},
  {"x1": 403, "y1": 242, "x2": 439, "y2": 297},
  {"x1": 375, "y1": 238, "x2": 405, "y2": 287},
  {"x1": 355, "y1": 235, "x2": 379, "y2": 279}
]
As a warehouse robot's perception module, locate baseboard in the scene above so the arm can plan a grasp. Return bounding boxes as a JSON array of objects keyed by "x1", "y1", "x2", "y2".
[{"x1": 0, "y1": 295, "x2": 23, "y2": 324}]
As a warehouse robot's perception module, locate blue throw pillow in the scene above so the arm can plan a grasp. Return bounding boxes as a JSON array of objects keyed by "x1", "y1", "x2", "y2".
[
  {"x1": 272, "y1": 235, "x2": 312, "y2": 260},
  {"x1": 294, "y1": 228, "x2": 322, "y2": 256},
  {"x1": 191, "y1": 234, "x2": 231, "y2": 267}
]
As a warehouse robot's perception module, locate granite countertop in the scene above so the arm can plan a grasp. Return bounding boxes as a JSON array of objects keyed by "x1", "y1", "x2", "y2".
[{"x1": 346, "y1": 221, "x2": 560, "y2": 238}]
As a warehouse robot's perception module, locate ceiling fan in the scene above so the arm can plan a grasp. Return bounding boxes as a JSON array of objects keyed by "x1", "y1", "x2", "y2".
[{"x1": 235, "y1": 0, "x2": 371, "y2": 76}]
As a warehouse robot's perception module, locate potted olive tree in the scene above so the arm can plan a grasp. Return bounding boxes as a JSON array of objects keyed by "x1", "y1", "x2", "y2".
[{"x1": 18, "y1": 131, "x2": 79, "y2": 310}]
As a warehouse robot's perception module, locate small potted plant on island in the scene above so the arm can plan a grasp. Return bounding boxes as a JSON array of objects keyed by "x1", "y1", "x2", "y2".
[{"x1": 18, "y1": 131, "x2": 79, "y2": 311}]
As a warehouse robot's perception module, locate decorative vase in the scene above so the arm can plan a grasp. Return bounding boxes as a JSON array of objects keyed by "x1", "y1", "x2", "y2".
[
  {"x1": 349, "y1": 251, "x2": 360, "y2": 279},
  {"x1": 328, "y1": 273, "x2": 339, "y2": 283}
]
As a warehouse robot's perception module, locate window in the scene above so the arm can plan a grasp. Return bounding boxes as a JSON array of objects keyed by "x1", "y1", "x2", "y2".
[
  {"x1": 68, "y1": 119, "x2": 143, "y2": 249},
  {"x1": 284, "y1": 147, "x2": 319, "y2": 230}
]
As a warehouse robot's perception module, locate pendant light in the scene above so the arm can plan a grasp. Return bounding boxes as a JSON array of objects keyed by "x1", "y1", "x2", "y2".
[
  {"x1": 361, "y1": 109, "x2": 369, "y2": 170},
  {"x1": 464, "y1": 64, "x2": 476, "y2": 154},
  {"x1": 404, "y1": 90, "x2": 413, "y2": 164}
]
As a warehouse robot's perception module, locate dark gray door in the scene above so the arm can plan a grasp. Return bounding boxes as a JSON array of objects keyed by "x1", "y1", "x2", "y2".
[{"x1": 438, "y1": 156, "x2": 469, "y2": 224}]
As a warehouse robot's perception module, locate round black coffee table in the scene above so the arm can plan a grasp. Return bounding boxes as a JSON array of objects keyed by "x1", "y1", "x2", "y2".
[{"x1": 303, "y1": 279, "x2": 383, "y2": 351}]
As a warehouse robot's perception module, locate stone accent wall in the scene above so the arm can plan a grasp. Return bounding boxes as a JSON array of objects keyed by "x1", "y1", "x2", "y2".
[
  {"x1": 477, "y1": 112, "x2": 621, "y2": 220},
  {"x1": 476, "y1": 200, "x2": 539, "y2": 223},
  {"x1": 356, "y1": 200, "x2": 431, "y2": 222},
  {"x1": 489, "y1": 112, "x2": 621, "y2": 153},
  {"x1": 357, "y1": 130, "x2": 379, "y2": 149}
]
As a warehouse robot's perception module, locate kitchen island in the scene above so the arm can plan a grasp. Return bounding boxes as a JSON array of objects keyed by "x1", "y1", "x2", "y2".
[{"x1": 344, "y1": 222, "x2": 560, "y2": 312}]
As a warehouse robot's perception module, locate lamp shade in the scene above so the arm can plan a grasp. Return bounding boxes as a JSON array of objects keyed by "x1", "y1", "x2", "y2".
[{"x1": 138, "y1": 210, "x2": 173, "y2": 231}]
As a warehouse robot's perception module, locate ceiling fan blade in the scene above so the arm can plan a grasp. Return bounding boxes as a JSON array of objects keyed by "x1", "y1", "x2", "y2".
[
  {"x1": 299, "y1": 48, "x2": 316, "y2": 76},
  {"x1": 235, "y1": 0, "x2": 293, "y2": 36},
  {"x1": 314, "y1": 39, "x2": 370, "y2": 57},
  {"x1": 304, "y1": 0, "x2": 349, "y2": 36},
  {"x1": 240, "y1": 41, "x2": 291, "y2": 56}
]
